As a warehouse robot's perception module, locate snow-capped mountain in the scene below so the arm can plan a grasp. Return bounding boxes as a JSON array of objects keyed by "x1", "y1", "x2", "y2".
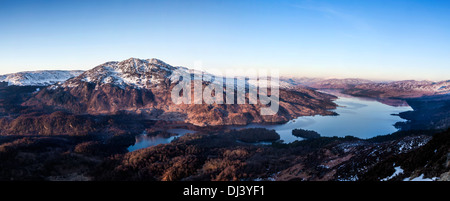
[
  {"x1": 24, "y1": 57, "x2": 338, "y2": 126},
  {"x1": 0, "y1": 70, "x2": 84, "y2": 86},
  {"x1": 281, "y1": 76, "x2": 450, "y2": 97},
  {"x1": 349, "y1": 80, "x2": 450, "y2": 97},
  {"x1": 61, "y1": 57, "x2": 282, "y2": 91},
  {"x1": 62, "y1": 58, "x2": 176, "y2": 89},
  {"x1": 279, "y1": 77, "x2": 374, "y2": 89}
]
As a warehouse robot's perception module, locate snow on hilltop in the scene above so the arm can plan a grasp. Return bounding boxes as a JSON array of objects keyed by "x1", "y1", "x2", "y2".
[
  {"x1": 62, "y1": 58, "x2": 177, "y2": 89},
  {"x1": 61, "y1": 57, "x2": 287, "y2": 91},
  {"x1": 0, "y1": 70, "x2": 84, "y2": 86}
]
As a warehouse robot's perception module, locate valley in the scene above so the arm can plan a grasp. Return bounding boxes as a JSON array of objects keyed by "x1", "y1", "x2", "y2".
[{"x1": 0, "y1": 58, "x2": 449, "y2": 181}]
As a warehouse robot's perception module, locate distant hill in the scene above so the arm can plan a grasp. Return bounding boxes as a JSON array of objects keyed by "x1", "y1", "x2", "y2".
[{"x1": 0, "y1": 70, "x2": 84, "y2": 86}]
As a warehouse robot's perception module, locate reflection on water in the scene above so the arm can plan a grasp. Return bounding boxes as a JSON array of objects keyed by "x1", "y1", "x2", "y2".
[
  {"x1": 233, "y1": 95, "x2": 412, "y2": 143},
  {"x1": 127, "y1": 129, "x2": 196, "y2": 152}
]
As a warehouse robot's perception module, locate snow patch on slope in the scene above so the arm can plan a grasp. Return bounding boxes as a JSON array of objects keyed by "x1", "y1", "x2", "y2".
[
  {"x1": 381, "y1": 166, "x2": 404, "y2": 181},
  {"x1": 403, "y1": 174, "x2": 439, "y2": 181}
]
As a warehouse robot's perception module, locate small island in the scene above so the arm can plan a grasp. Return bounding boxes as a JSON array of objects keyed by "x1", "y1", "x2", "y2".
[
  {"x1": 231, "y1": 128, "x2": 280, "y2": 143},
  {"x1": 292, "y1": 128, "x2": 321, "y2": 139}
]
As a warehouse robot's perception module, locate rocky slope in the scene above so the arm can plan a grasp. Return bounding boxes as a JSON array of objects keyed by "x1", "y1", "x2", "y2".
[
  {"x1": 23, "y1": 58, "x2": 338, "y2": 126},
  {"x1": 0, "y1": 70, "x2": 84, "y2": 86},
  {"x1": 274, "y1": 134, "x2": 433, "y2": 181},
  {"x1": 360, "y1": 129, "x2": 450, "y2": 181}
]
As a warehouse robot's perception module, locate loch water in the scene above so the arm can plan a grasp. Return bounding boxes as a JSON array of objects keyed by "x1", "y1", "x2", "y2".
[{"x1": 128, "y1": 92, "x2": 412, "y2": 150}]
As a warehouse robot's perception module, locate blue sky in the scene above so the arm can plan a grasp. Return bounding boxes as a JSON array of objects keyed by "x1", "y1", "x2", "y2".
[{"x1": 0, "y1": 0, "x2": 449, "y2": 81}]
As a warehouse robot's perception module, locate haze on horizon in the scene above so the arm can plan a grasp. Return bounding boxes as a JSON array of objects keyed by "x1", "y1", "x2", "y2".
[{"x1": 0, "y1": 0, "x2": 449, "y2": 81}]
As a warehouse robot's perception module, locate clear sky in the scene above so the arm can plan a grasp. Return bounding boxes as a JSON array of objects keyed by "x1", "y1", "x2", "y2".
[{"x1": 1, "y1": 0, "x2": 449, "y2": 81}]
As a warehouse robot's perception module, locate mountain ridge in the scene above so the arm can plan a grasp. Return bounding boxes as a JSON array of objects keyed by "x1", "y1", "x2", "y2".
[
  {"x1": 281, "y1": 76, "x2": 450, "y2": 99},
  {"x1": 3, "y1": 62, "x2": 449, "y2": 97},
  {"x1": 61, "y1": 57, "x2": 176, "y2": 89},
  {"x1": 23, "y1": 58, "x2": 338, "y2": 126}
]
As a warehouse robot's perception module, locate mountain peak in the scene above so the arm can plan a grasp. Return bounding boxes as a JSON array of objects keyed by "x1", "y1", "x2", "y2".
[
  {"x1": 63, "y1": 57, "x2": 177, "y2": 89},
  {"x1": 115, "y1": 58, "x2": 172, "y2": 73},
  {"x1": 119, "y1": 57, "x2": 166, "y2": 65},
  {"x1": 148, "y1": 58, "x2": 166, "y2": 65},
  {"x1": 119, "y1": 57, "x2": 144, "y2": 65}
]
